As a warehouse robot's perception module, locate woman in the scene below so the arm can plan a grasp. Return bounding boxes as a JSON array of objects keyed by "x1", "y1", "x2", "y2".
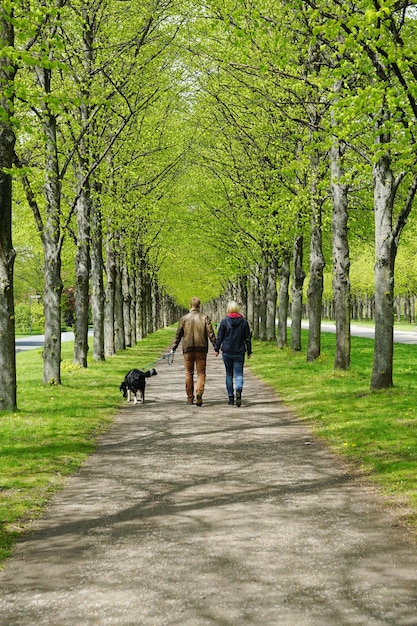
[{"x1": 213, "y1": 301, "x2": 252, "y2": 406}]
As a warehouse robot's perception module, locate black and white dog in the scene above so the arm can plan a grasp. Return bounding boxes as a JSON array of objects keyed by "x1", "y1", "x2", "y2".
[{"x1": 120, "y1": 368, "x2": 158, "y2": 404}]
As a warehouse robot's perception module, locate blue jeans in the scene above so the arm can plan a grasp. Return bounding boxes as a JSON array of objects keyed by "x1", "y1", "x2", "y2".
[{"x1": 222, "y1": 353, "x2": 244, "y2": 397}]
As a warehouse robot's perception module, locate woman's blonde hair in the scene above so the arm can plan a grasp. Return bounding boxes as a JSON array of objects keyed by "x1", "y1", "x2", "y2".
[{"x1": 227, "y1": 301, "x2": 240, "y2": 314}]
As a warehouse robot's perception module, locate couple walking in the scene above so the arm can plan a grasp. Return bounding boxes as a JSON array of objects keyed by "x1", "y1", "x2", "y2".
[{"x1": 170, "y1": 297, "x2": 252, "y2": 407}]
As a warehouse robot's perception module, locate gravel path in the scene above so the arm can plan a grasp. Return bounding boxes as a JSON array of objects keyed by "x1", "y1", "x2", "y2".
[{"x1": 1, "y1": 351, "x2": 417, "y2": 625}]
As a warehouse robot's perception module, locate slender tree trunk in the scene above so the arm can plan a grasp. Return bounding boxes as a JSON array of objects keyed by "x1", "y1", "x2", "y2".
[
  {"x1": 136, "y1": 257, "x2": 144, "y2": 341},
  {"x1": 104, "y1": 227, "x2": 116, "y2": 356},
  {"x1": 237, "y1": 275, "x2": 248, "y2": 318},
  {"x1": 145, "y1": 274, "x2": 153, "y2": 336},
  {"x1": 307, "y1": 150, "x2": 325, "y2": 362},
  {"x1": 151, "y1": 279, "x2": 159, "y2": 332},
  {"x1": 129, "y1": 260, "x2": 137, "y2": 346},
  {"x1": 277, "y1": 254, "x2": 290, "y2": 348},
  {"x1": 114, "y1": 254, "x2": 125, "y2": 351},
  {"x1": 291, "y1": 235, "x2": 305, "y2": 352},
  {"x1": 157, "y1": 283, "x2": 164, "y2": 330},
  {"x1": 73, "y1": 11, "x2": 93, "y2": 367},
  {"x1": 247, "y1": 274, "x2": 255, "y2": 331},
  {"x1": 0, "y1": 4, "x2": 17, "y2": 409},
  {"x1": 330, "y1": 121, "x2": 351, "y2": 370},
  {"x1": 252, "y1": 271, "x2": 260, "y2": 339},
  {"x1": 266, "y1": 257, "x2": 277, "y2": 341},
  {"x1": 259, "y1": 261, "x2": 268, "y2": 341},
  {"x1": 91, "y1": 197, "x2": 105, "y2": 361},
  {"x1": 42, "y1": 241, "x2": 63, "y2": 385},
  {"x1": 39, "y1": 68, "x2": 63, "y2": 385},
  {"x1": 122, "y1": 261, "x2": 132, "y2": 347},
  {"x1": 73, "y1": 187, "x2": 91, "y2": 367}
]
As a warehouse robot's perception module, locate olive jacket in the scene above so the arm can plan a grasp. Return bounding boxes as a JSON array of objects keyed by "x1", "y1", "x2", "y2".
[{"x1": 171, "y1": 309, "x2": 217, "y2": 354}]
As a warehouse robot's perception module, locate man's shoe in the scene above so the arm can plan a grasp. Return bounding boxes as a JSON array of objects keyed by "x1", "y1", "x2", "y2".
[
  {"x1": 196, "y1": 394, "x2": 203, "y2": 406},
  {"x1": 228, "y1": 396, "x2": 234, "y2": 405},
  {"x1": 236, "y1": 390, "x2": 242, "y2": 407}
]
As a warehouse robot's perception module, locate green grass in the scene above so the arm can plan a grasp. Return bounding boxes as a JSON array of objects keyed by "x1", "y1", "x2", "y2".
[
  {"x1": 0, "y1": 326, "x2": 176, "y2": 564},
  {"x1": 248, "y1": 330, "x2": 417, "y2": 533},
  {"x1": 2, "y1": 324, "x2": 417, "y2": 566}
]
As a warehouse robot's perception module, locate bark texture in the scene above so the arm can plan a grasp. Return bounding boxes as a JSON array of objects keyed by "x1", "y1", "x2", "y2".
[
  {"x1": 266, "y1": 257, "x2": 277, "y2": 342},
  {"x1": 307, "y1": 152, "x2": 325, "y2": 363},
  {"x1": 371, "y1": 154, "x2": 395, "y2": 389},
  {"x1": 291, "y1": 236, "x2": 305, "y2": 352},
  {"x1": 0, "y1": 4, "x2": 17, "y2": 409},
  {"x1": 277, "y1": 254, "x2": 290, "y2": 349},
  {"x1": 39, "y1": 67, "x2": 63, "y2": 385},
  {"x1": 91, "y1": 198, "x2": 105, "y2": 361},
  {"x1": 104, "y1": 228, "x2": 116, "y2": 356},
  {"x1": 73, "y1": 188, "x2": 91, "y2": 368},
  {"x1": 330, "y1": 133, "x2": 351, "y2": 370}
]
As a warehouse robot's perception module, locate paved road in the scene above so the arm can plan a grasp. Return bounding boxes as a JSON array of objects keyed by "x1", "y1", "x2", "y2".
[
  {"x1": 15, "y1": 330, "x2": 93, "y2": 353},
  {"x1": 1, "y1": 351, "x2": 417, "y2": 625},
  {"x1": 314, "y1": 321, "x2": 417, "y2": 345}
]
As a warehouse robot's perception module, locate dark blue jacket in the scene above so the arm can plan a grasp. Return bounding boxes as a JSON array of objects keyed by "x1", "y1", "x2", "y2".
[{"x1": 214, "y1": 314, "x2": 252, "y2": 356}]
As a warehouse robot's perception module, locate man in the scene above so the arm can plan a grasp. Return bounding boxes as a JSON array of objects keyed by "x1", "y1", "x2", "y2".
[{"x1": 170, "y1": 297, "x2": 217, "y2": 406}]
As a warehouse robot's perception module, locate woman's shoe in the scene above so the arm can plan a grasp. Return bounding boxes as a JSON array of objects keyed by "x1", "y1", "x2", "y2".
[
  {"x1": 236, "y1": 390, "x2": 242, "y2": 407},
  {"x1": 228, "y1": 396, "x2": 234, "y2": 405}
]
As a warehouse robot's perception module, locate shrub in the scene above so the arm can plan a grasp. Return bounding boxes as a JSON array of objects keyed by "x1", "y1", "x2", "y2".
[{"x1": 15, "y1": 301, "x2": 45, "y2": 333}]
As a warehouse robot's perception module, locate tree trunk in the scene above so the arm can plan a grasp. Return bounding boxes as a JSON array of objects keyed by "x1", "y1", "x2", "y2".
[
  {"x1": 73, "y1": 3, "x2": 94, "y2": 367},
  {"x1": 91, "y1": 197, "x2": 105, "y2": 361},
  {"x1": 0, "y1": 4, "x2": 17, "y2": 410},
  {"x1": 259, "y1": 261, "x2": 268, "y2": 341},
  {"x1": 277, "y1": 254, "x2": 290, "y2": 348},
  {"x1": 395, "y1": 295, "x2": 401, "y2": 322},
  {"x1": 252, "y1": 271, "x2": 260, "y2": 340},
  {"x1": 151, "y1": 279, "x2": 159, "y2": 332},
  {"x1": 371, "y1": 154, "x2": 395, "y2": 389},
  {"x1": 136, "y1": 256, "x2": 144, "y2": 341},
  {"x1": 129, "y1": 262, "x2": 137, "y2": 346},
  {"x1": 42, "y1": 243, "x2": 63, "y2": 385},
  {"x1": 330, "y1": 128, "x2": 351, "y2": 370},
  {"x1": 144, "y1": 273, "x2": 153, "y2": 337},
  {"x1": 114, "y1": 255, "x2": 125, "y2": 351},
  {"x1": 266, "y1": 257, "x2": 277, "y2": 341},
  {"x1": 39, "y1": 69, "x2": 63, "y2": 385},
  {"x1": 104, "y1": 227, "x2": 116, "y2": 356},
  {"x1": 370, "y1": 112, "x2": 417, "y2": 388},
  {"x1": 122, "y1": 261, "x2": 132, "y2": 347},
  {"x1": 237, "y1": 275, "x2": 248, "y2": 318},
  {"x1": 73, "y1": 187, "x2": 91, "y2": 367},
  {"x1": 247, "y1": 274, "x2": 255, "y2": 332},
  {"x1": 291, "y1": 235, "x2": 305, "y2": 352},
  {"x1": 307, "y1": 151, "x2": 325, "y2": 362}
]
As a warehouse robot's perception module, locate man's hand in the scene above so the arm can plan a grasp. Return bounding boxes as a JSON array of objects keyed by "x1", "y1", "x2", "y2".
[{"x1": 213, "y1": 350, "x2": 219, "y2": 357}]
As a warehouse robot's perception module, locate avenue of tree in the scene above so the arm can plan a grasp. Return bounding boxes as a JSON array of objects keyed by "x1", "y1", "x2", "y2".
[{"x1": 1, "y1": 0, "x2": 417, "y2": 411}]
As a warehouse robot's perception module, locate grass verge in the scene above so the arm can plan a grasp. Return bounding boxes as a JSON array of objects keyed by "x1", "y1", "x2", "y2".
[
  {"x1": 248, "y1": 330, "x2": 417, "y2": 535},
  {"x1": 0, "y1": 326, "x2": 175, "y2": 565}
]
